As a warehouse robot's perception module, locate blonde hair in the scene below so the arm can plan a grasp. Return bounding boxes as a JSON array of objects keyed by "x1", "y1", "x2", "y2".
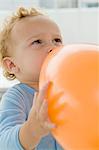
[{"x1": 0, "y1": 7, "x2": 44, "y2": 80}]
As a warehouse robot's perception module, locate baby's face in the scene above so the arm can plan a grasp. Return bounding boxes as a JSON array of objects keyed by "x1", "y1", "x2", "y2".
[{"x1": 9, "y1": 15, "x2": 63, "y2": 84}]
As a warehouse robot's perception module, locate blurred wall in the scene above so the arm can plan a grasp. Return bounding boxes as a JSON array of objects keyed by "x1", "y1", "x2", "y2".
[{"x1": 47, "y1": 8, "x2": 98, "y2": 44}]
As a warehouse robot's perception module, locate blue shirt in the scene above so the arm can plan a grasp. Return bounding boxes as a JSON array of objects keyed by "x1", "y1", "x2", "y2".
[{"x1": 0, "y1": 83, "x2": 63, "y2": 150}]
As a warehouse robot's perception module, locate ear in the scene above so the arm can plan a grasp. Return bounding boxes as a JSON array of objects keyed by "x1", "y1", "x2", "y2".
[{"x1": 2, "y1": 57, "x2": 20, "y2": 74}]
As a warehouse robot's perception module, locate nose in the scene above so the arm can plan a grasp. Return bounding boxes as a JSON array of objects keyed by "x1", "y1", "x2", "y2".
[
  {"x1": 48, "y1": 49, "x2": 53, "y2": 53},
  {"x1": 47, "y1": 41, "x2": 57, "y2": 53}
]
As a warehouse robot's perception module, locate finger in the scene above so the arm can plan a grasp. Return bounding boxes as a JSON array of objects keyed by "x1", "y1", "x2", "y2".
[
  {"x1": 36, "y1": 81, "x2": 50, "y2": 111},
  {"x1": 45, "y1": 117, "x2": 57, "y2": 129},
  {"x1": 43, "y1": 121, "x2": 56, "y2": 129},
  {"x1": 38, "y1": 100, "x2": 56, "y2": 129},
  {"x1": 29, "y1": 92, "x2": 38, "y2": 115},
  {"x1": 32, "y1": 92, "x2": 38, "y2": 108},
  {"x1": 38, "y1": 99, "x2": 48, "y2": 122}
]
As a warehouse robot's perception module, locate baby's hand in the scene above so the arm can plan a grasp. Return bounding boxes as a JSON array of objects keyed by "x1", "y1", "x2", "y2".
[
  {"x1": 19, "y1": 82, "x2": 56, "y2": 150},
  {"x1": 27, "y1": 82, "x2": 55, "y2": 139}
]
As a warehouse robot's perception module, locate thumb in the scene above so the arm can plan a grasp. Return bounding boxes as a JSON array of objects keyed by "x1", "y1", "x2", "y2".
[{"x1": 32, "y1": 92, "x2": 38, "y2": 108}]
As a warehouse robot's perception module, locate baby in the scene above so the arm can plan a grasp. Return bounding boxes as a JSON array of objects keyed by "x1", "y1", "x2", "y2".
[{"x1": 0, "y1": 7, "x2": 63, "y2": 150}]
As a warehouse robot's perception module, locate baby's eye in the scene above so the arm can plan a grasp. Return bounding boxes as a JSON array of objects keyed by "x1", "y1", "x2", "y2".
[
  {"x1": 32, "y1": 39, "x2": 42, "y2": 44},
  {"x1": 54, "y1": 38, "x2": 62, "y2": 43}
]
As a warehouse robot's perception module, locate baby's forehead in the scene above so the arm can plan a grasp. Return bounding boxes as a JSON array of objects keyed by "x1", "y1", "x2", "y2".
[
  {"x1": 11, "y1": 15, "x2": 60, "y2": 41},
  {"x1": 13, "y1": 15, "x2": 59, "y2": 33},
  {"x1": 14, "y1": 15, "x2": 55, "y2": 27}
]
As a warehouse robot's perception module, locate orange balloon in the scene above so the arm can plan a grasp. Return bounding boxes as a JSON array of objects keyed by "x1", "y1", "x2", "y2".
[{"x1": 39, "y1": 44, "x2": 99, "y2": 150}]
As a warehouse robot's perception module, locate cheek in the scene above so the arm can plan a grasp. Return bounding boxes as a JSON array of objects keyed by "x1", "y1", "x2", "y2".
[
  {"x1": 16, "y1": 49, "x2": 47, "y2": 73},
  {"x1": 33, "y1": 56, "x2": 46, "y2": 71},
  {"x1": 15, "y1": 54, "x2": 33, "y2": 72}
]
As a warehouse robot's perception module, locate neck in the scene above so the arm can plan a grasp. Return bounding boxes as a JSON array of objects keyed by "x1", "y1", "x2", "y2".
[{"x1": 21, "y1": 80, "x2": 39, "y2": 91}]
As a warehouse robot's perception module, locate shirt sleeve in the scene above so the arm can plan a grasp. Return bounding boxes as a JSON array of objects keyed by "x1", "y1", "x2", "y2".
[{"x1": 0, "y1": 86, "x2": 27, "y2": 150}]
